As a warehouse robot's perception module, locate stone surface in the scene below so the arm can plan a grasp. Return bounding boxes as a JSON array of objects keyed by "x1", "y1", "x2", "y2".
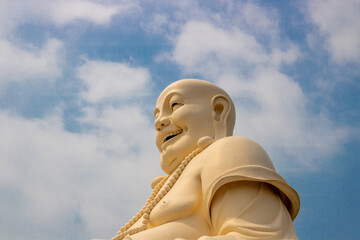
[{"x1": 111, "y1": 79, "x2": 300, "y2": 240}]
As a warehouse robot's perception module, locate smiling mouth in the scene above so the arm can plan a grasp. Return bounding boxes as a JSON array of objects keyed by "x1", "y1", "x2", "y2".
[{"x1": 163, "y1": 129, "x2": 183, "y2": 143}]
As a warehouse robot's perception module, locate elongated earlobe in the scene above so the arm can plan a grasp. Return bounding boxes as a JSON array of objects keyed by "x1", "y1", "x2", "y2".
[
  {"x1": 214, "y1": 102, "x2": 224, "y2": 121},
  {"x1": 212, "y1": 95, "x2": 230, "y2": 123},
  {"x1": 211, "y1": 95, "x2": 230, "y2": 139}
]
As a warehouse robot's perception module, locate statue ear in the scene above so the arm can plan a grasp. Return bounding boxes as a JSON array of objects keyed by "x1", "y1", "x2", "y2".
[
  {"x1": 211, "y1": 94, "x2": 230, "y2": 123},
  {"x1": 211, "y1": 94, "x2": 230, "y2": 139}
]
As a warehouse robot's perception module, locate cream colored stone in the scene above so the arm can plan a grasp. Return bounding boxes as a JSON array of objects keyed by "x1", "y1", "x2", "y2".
[{"x1": 110, "y1": 79, "x2": 300, "y2": 240}]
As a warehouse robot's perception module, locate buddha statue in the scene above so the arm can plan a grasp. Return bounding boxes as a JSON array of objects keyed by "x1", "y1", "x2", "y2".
[{"x1": 111, "y1": 79, "x2": 300, "y2": 240}]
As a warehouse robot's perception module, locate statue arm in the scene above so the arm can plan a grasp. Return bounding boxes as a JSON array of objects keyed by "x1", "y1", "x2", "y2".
[{"x1": 198, "y1": 181, "x2": 297, "y2": 240}]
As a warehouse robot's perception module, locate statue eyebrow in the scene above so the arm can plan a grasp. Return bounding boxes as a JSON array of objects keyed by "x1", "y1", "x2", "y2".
[
  {"x1": 153, "y1": 91, "x2": 182, "y2": 118},
  {"x1": 166, "y1": 92, "x2": 182, "y2": 102}
]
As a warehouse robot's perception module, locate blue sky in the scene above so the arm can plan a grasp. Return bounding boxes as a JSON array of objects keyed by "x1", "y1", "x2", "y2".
[{"x1": 0, "y1": 0, "x2": 359, "y2": 239}]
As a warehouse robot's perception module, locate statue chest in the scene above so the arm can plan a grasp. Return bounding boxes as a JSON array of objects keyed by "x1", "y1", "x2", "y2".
[{"x1": 149, "y1": 168, "x2": 203, "y2": 227}]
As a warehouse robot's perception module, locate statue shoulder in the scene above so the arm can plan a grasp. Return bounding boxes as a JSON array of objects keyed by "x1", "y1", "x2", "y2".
[
  {"x1": 200, "y1": 136, "x2": 300, "y2": 221},
  {"x1": 204, "y1": 136, "x2": 275, "y2": 171}
]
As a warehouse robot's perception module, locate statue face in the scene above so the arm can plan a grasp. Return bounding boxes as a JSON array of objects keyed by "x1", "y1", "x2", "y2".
[{"x1": 154, "y1": 83, "x2": 215, "y2": 174}]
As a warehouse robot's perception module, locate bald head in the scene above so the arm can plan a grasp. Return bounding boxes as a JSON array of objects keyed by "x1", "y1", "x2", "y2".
[
  {"x1": 158, "y1": 79, "x2": 236, "y2": 136},
  {"x1": 154, "y1": 79, "x2": 236, "y2": 173}
]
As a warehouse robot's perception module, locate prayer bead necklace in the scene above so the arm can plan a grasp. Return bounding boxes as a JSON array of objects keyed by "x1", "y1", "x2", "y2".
[{"x1": 112, "y1": 136, "x2": 213, "y2": 240}]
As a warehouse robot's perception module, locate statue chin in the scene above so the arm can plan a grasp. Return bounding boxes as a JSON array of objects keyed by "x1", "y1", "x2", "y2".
[
  {"x1": 159, "y1": 136, "x2": 214, "y2": 174},
  {"x1": 159, "y1": 155, "x2": 178, "y2": 174}
]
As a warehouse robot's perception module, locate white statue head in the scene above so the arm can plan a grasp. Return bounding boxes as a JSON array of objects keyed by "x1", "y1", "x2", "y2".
[{"x1": 154, "y1": 79, "x2": 236, "y2": 174}]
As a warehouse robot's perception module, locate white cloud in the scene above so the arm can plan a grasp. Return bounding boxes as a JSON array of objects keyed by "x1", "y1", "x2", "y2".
[
  {"x1": 172, "y1": 21, "x2": 262, "y2": 73},
  {"x1": 50, "y1": 0, "x2": 136, "y2": 25},
  {"x1": 0, "y1": 50, "x2": 158, "y2": 238},
  {"x1": 77, "y1": 104, "x2": 161, "y2": 237},
  {"x1": 172, "y1": 21, "x2": 299, "y2": 78},
  {"x1": 307, "y1": 0, "x2": 360, "y2": 63},
  {"x1": 80, "y1": 105, "x2": 156, "y2": 157},
  {"x1": 239, "y1": 2, "x2": 280, "y2": 36},
  {"x1": 146, "y1": 13, "x2": 169, "y2": 34},
  {"x1": 140, "y1": 0, "x2": 207, "y2": 35},
  {"x1": 224, "y1": 69, "x2": 349, "y2": 170},
  {"x1": 0, "y1": 38, "x2": 63, "y2": 85},
  {"x1": 0, "y1": 0, "x2": 135, "y2": 34},
  {"x1": 169, "y1": 19, "x2": 348, "y2": 170},
  {"x1": 142, "y1": 1, "x2": 281, "y2": 43},
  {"x1": 0, "y1": 0, "x2": 138, "y2": 89},
  {"x1": 0, "y1": 105, "x2": 160, "y2": 239},
  {"x1": 77, "y1": 59, "x2": 151, "y2": 103}
]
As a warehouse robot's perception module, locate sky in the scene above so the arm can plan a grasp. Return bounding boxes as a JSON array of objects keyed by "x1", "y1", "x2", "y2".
[{"x1": 0, "y1": 0, "x2": 359, "y2": 239}]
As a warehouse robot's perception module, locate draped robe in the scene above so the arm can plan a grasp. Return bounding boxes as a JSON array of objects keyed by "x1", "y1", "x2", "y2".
[{"x1": 129, "y1": 136, "x2": 300, "y2": 240}]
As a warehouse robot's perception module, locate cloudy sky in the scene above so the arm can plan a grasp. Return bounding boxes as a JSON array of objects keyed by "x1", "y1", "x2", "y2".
[{"x1": 0, "y1": 0, "x2": 359, "y2": 239}]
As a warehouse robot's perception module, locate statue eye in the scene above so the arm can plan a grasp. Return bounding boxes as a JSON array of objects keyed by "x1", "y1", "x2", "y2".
[{"x1": 171, "y1": 102, "x2": 182, "y2": 111}]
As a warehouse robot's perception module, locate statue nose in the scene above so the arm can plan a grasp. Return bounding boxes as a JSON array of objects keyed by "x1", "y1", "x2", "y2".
[{"x1": 155, "y1": 116, "x2": 170, "y2": 131}]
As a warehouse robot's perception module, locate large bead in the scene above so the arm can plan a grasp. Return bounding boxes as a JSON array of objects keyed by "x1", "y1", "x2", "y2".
[{"x1": 197, "y1": 136, "x2": 214, "y2": 150}]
